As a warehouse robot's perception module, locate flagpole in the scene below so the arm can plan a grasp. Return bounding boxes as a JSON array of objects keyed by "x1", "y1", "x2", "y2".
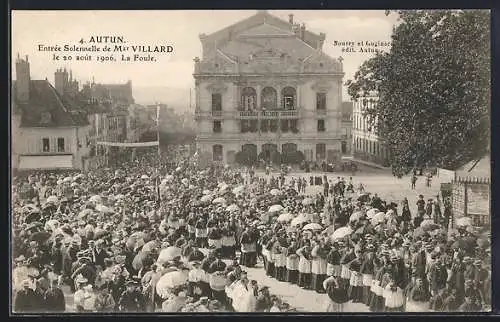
[{"x1": 156, "y1": 103, "x2": 161, "y2": 204}]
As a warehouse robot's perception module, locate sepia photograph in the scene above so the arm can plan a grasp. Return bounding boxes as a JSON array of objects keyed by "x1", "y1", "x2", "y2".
[{"x1": 10, "y1": 9, "x2": 491, "y2": 313}]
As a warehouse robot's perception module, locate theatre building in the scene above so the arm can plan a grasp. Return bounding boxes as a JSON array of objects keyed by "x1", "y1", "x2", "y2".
[{"x1": 193, "y1": 10, "x2": 344, "y2": 164}]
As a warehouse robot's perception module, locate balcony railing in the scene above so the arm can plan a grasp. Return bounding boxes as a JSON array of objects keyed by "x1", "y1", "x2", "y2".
[
  {"x1": 212, "y1": 110, "x2": 223, "y2": 117},
  {"x1": 239, "y1": 110, "x2": 259, "y2": 117}
]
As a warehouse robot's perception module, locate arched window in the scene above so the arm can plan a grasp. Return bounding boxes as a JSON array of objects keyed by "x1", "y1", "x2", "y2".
[
  {"x1": 212, "y1": 145, "x2": 223, "y2": 161},
  {"x1": 261, "y1": 87, "x2": 277, "y2": 110},
  {"x1": 281, "y1": 87, "x2": 296, "y2": 110},
  {"x1": 240, "y1": 87, "x2": 256, "y2": 111}
]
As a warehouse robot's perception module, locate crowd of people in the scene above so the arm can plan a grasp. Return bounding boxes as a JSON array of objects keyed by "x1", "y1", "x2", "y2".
[{"x1": 12, "y1": 149, "x2": 491, "y2": 313}]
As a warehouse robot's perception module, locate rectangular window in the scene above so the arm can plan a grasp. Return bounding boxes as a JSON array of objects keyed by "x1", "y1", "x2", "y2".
[
  {"x1": 270, "y1": 120, "x2": 278, "y2": 133},
  {"x1": 42, "y1": 138, "x2": 50, "y2": 152},
  {"x1": 317, "y1": 119, "x2": 326, "y2": 132},
  {"x1": 240, "y1": 120, "x2": 248, "y2": 133},
  {"x1": 341, "y1": 141, "x2": 347, "y2": 154},
  {"x1": 213, "y1": 120, "x2": 222, "y2": 133},
  {"x1": 280, "y1": 120, "x2": 289, "y2": 133},
  {"x1": 260, "y1": 120, "x2": 269, "y2": 133},
  {"x1": 316, "y1": 93, "x2": 326, "y2": 110},
  {"x1": 57, "y1": 138, "x2": 65, "y2": 152},
  {"x1": 283, "y1": 96, "x2": 294, "y2": 110},
  {"x1": 212, "y1": 93, "x2": 222, "y2": 111},
  {"x1": 290, "y1": 119, "x2": 298, "y2": 133},
  {"x1": 250, "y1": 120, "x2": 258, "y2": 132}
]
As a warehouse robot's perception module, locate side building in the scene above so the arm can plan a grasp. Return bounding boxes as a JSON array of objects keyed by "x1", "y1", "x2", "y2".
[
  {"x1": 12, "y1": 56, "x2": 91, "y2": 172},
  {"x1": 352, "y1": 93, "x2": 390, "y2": 166},
  {"x1": 193, "y1": 11, "x2": 344, "y2": 165}
]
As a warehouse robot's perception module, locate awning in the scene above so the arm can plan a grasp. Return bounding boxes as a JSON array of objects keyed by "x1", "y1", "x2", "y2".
[{"x1": 18, "y1": 155, "x2": 73, "y2": 170}]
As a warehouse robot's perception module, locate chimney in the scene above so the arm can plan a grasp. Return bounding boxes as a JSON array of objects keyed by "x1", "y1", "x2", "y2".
[
  {"x1": 54, "y1": 68, "x2": 69, "y2": 95},
  {"x1": 15, "y1": 54, "x2": 31, "y2": 102},
  {"x1": 288, "y1": 14, "x2": 294, "y2": 24},
  {"x1": 300, "y1": 23, "x2": 306, "y2": 40}
]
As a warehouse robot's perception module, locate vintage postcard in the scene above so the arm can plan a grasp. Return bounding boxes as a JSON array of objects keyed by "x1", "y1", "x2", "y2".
[{"x1": 10, "y1": 10, "x2": 491, "y2": 313}]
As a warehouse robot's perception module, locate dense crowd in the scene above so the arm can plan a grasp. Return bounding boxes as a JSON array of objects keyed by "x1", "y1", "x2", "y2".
[{"x1": 12, "y1": 149, "x2": 491, "y2": 313}]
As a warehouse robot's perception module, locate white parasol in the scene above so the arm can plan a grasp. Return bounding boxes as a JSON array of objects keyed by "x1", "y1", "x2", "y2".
[
  {"x1": 46, "y1": 196, "x2": 59, "y2": 204},
  {"x1": 157, "y1": 246, "x2": 182, "y2": 265},
  {"x1": 350, "y1": 211, "x2": 364, "y2": 222},
  {"x1": 232, "y1": 185, "x2": 245, "y2": 195},
  {"x1": 270, "y1": 189, "x2": 281, "y2": 196},
  {"x1": 95, "y1": 204, "x2": 114, "y2": 214},
  {"x1": 78, "y1": 209, "x2": 94, "y2": 219},
  {"x1": 89, "y1": 195, "x2": 102, "y2": 204},
  {"x1": 277, "y1": 213, "x2": 294, "y2": 223},
  {"x1": 212, "y1": 197, "x2": 226, "y2": 204},
  {"x1": 156, "y1": 270, "x2": 188, "y2": 299},
  {"x1": 200, "y1": 195, "x2": 213, "y2": 203},
  {"x1": 290, "y1": 216, "x2": 308, "y2": 227},
  {"x1": 371, "y1": 212, "x2": 386, "y2": 225},
  {"x1": 268, "y1": 204, "x2": 284, "y2": 213},
  {"x1": 302, "y1": 223, "x2": 323, "y2": 231},
  {"x1": 226, "y1": 204, "x2": 240, "y2": 212},
  {"x1": 330, "y1": 226, "x2": 353, "y2": 241},
  {"x1": 366, "y1": 208, "x2": 379, "y2": 219},
  {"x1": 302, "y1": 197, "x2": 314, "y2": 206}
]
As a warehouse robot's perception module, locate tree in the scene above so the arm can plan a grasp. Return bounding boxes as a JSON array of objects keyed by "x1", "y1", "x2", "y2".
[{"x1": 346, "y1": 10, "x2": 490, "y2": 174}]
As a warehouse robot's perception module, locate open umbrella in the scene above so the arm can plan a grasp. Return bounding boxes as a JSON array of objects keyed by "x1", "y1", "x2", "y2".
[
  {"x1": 78, "y1": 209, "x2": 93, "y2": 219},
  {"x1": 44, "y1": 219, "x2": 60, "y2": 231},
  {"x1": 413, "y1": 227, "x2": 428, "y2": 239},
  {"x1": 350, "y1": 211, "x2": 364, "y2": 222},
  {"x1": 277, "y1": 213, "x2": 294, "y2": 223},
  {"x1": 63, "y1": 176, "x2": 72, "y2": 183},
  {"x1": 131, "y1": 231, "x2": 146, "y2": 240},
  {"x1": 302, "y1": 223, "x2": 323, "y2": 231},
  {"x1": 232, "y1": 186, "x2": 245, "y2": 195},
  {"x1": 156, "y1": 271, "x2": 188, "y2": 299},
  {"x1": 25, "y1": 212, "x2": 41, "y2": 224},
  {"x1": 268, "y1": 204, "x2": 284, "y2": 213},
  {"x1": 133, "y1": 251, "x2": 154, "y2": 271},
  {"x1": 95, "y1": 204, "x2": 114, "y2": 214},
  {"x1": 371, "y1": 212, "x2": 386, "y2": 225},
  {"x1": 302, "y1": 198, "x2": 314, "y2": 206},
  {"x1": 226, "y1": 204, "x2": 240, "y2": 212},
  {"x1": 420, "y1": 219, "x2": 440, "y2": 232},
  {"x1": 46, "y1": 196, "x2": 59, "y2": 204},
  {"x1": 22, "y1": 204, "x2": 39, "y2": 214},
  {"x1": 456, "y1": 217, "x2": 473, "y2": 227},
  {"x1": 212, "y1": 197, "x2": 226, "y2": 204},
  {"x1": 89, "y1": 195, "x2": 102, "y2": 204},
  {"x1": 143, "y1": 240, "x2": 160, "y2": 253},
  {"x1": 270, "y1": 189, "x2": 281, "y2": 196},
  {"x1": 366, "y1": 208, "x2": 379, "y2": 219},
  {"x1": 291, "y1": 216, "x2": 308, "y2": 227},
  {"x1": 354, "y1": 225, "x2": 372, "y2": 235},
  {"x1": 141, "y1": 175, "x2": 149, "y2": 180},
  {"x1": 157, "y1": 246, "x2": 182, "y2": 265},
  {"x1": 331, "y1": 226, "x2": 353, "y2": 241},
  {"x1": 200, "y1": 195, "x2": 213, "y2": 203},
  {"x1": 25, "y1": 221, "x2": 43, "y2": 231},
  {"x1": 203, "y1": 189, "x2": 211, "y2": 195}
]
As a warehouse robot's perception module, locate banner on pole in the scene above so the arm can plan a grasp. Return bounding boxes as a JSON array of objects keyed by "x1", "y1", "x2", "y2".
[{"x1": 96, "y1": 141, "x2": 160, "y2": 147}]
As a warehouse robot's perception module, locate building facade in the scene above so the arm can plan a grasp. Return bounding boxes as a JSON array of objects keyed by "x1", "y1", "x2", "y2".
[
  {"x1": 352, "y1": 94, "x2": 390, "y2": 166},
  {"x1": 341, "y1": 101, "x2": 353, "y2": 156},
  {"x1": 12, "y1": 55, "x2": 91, "y2": 172},
  {"x1": 193, "y1": 11, "x2": 344, "y2": 164}
]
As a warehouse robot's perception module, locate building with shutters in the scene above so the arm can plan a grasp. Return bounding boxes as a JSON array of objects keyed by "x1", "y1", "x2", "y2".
[
  {"x1": 12, "y1": 55, "x2": 92, "y2": 172},
  {"x1": 352, "y1": 93, "x2": 390, "y2": 166},
  {"x1": 193, "y1": 10, "x2": 344, "y2": 164}
]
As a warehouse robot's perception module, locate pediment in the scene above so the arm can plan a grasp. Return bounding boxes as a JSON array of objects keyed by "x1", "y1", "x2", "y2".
[{"x1": 237, "y1": 23, "x2": 294, "y2": 38}]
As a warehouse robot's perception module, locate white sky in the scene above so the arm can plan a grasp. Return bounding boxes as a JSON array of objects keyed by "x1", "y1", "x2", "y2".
[{"x1": 12, "y1": 10, "x2": 397, "y2": 99}]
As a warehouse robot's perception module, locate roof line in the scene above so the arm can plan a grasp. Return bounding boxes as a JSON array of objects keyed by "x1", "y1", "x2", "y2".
[
  {"x1": 47, "y1": 81, "x2": 68, "y2": 113},
  {"x1": 217, "y1": 49, "x2": 237, "y2": 64}
]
